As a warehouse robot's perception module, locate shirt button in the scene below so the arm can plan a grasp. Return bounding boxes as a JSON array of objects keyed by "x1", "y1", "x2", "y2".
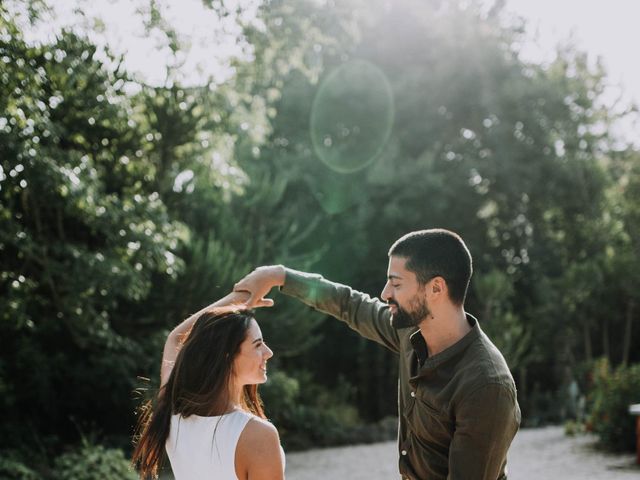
[
  {"x1": 401, "y1": 450, "x2": 407, "y2": 456},
  {"x1": 410, "y1": 391, "x2": 416, "y2": 398}
]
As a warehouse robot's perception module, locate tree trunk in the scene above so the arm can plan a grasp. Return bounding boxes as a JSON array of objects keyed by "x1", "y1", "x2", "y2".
[
  {"x1": 583, "y1": 319, "x2": 592, "y2": 362},
  {"x1": 622, "y1": 300, "x2": 635, "y2": 366},
  {"x1": 602, "y1": 318, "x2": 611, "y2": 364}
]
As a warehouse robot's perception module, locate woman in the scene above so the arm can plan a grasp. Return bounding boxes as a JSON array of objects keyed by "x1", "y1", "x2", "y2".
[{"x1": 132, "y1": 292, "x2": 285, "y2": 479}]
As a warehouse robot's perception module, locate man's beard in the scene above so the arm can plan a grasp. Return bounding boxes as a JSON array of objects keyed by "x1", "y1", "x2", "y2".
[{"x1": 390, "y1": 294, "x2": 430, "y2": 329}]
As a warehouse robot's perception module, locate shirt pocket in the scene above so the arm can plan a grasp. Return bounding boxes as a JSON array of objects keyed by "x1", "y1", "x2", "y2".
[{"x1": 410, "y1": 388, "x2": 454, "y2": 448}]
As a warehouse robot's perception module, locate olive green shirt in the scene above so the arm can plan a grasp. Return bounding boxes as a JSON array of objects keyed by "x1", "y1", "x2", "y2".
[{"x1": 281, "y1": 268, "x2": 521, "y2": 480}]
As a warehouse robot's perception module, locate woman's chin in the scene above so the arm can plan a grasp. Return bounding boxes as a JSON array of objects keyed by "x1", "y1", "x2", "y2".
[{"x1": 250, "y1": 374, "x2": 268, "y2": 384}]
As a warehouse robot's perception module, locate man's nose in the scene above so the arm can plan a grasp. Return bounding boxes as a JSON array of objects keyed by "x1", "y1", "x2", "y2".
[{"x1": 381, "y1": 281, "x2": 391, "y2": 301}]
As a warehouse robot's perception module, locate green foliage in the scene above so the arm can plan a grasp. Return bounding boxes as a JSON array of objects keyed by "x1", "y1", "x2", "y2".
[
  {"x1": 260, "y1": 370, "x2": 301, "y2": 415},
  {"x1": 261, "y1": 369, "x2": 357, "y2": 449},
  {"x1": 0, "y1": 5, "x2": 182, "y2": 450},
  {"x1": 587, "y1": 359, "x2": 640, "y2": 452},
  {"x1": 261, "y1": 369, "x2": 394, "y2": 450},
  {"x1": 0, "y1": 454, "x2": 41, "y2": 480},
  {"x1": 2, "y1": 0, "x2": 640, "y2": 465},
  {"x1": 564, "y1": 419, "x2": 586, "y2": 437},
  {"x1": 52, "y1": 443, "x2": 136, "y2": 480},
  {"x1": 474, "y1": 269, "x2": 531, "y2": 370}
]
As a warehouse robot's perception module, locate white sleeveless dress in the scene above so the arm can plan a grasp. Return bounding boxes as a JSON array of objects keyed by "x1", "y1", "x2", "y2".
[{"x1": 166, "y1": 410, "x2": 285, "y2": 480}]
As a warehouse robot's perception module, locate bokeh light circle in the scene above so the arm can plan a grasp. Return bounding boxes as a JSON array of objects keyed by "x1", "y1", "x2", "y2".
[{"x1": 310, "y1": 59, "x2": 394, "y2": 173}]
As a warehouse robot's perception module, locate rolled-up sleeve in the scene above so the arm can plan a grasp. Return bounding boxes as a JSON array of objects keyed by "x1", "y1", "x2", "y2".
[
  {"x1": 280, "y1": 268, "x2": 400, "y2": 353},
  {"x1": 448, "y1": 383, "x2": 521, "y2": 480}
]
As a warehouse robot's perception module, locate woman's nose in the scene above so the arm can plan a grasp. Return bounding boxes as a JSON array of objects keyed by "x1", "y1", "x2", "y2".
[{"x1": 264, "y1": 345, "x2": 274, "y2": 359}]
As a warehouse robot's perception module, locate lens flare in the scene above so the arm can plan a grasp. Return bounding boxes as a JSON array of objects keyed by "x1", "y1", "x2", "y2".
[{"x1": 310, "y1": 59, "x2": 394, "y2": 174}]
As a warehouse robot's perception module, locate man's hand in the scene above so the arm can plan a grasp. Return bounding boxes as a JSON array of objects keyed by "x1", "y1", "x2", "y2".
[
  {"x1": 234, "y1": 265, "x2": 286, "y2": 308},
  {"x1": 215, "y1": 290, "x2": 251, "y2": 307}
]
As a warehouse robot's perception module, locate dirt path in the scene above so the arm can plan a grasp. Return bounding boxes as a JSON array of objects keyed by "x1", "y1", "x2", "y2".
[{"x1": 285, "y1": 426, "x2": 639, "y2": 479}]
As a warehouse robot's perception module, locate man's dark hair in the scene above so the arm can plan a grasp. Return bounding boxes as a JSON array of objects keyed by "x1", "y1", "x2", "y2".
[{"x1": 388, "y1": 229, "x2": 472, "y2": 305}]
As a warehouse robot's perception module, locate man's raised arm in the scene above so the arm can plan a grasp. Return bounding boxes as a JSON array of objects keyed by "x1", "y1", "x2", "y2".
[{"x1": 234, "y1": 265, "x2": 401, "y2": 353}]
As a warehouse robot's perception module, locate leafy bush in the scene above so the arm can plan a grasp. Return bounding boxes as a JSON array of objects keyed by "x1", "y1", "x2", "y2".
[
  {"x1": 261, "y1": 369, "x2": 302, "y2": 417},
  {"x1": 52, "y1": 443, "x2": 137, "y2": 480},
  {"x1": 563, "y1": 419, "x2": 586, "y2": 436},
  {"x1": 587, "y1": 358, "x2": 640, "y2": 452},
  {"x1": 261, "y1": 369, "x2": 354, "y2": 449},
  {"x1": 0, "y1": 454, "x2": 41, "y2": 480},
  {"x1": 261, "y1": 369, "x2": 395, "y2": 450}
]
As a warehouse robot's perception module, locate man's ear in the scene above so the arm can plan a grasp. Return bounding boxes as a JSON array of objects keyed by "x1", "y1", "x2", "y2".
[{"x1": 431, "y1": 277, "x2": 445, "y2": 295}]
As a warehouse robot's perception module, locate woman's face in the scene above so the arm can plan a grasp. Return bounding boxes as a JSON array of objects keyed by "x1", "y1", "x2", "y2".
[{"x1": 233, "y1": 319, "x2": 273, "y2": 386}]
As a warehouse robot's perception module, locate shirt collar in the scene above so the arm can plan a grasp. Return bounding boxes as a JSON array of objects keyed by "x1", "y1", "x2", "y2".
[{"x1": 409, "y1": 313, "x2": 481, "y2": 371}]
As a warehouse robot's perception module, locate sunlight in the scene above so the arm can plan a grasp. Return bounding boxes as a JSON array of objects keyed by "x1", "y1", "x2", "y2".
[
  {"x1": 493, "y1": 0, "x2": 640, "y2": 145},
  {"x1": 15, "y1": 0, "x2": 261, "y2": 86}
]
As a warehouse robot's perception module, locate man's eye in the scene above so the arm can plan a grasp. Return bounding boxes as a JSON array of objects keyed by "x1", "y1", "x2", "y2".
[{"x1": 392, "y1": 284, "x2": 400, "y2": 288}]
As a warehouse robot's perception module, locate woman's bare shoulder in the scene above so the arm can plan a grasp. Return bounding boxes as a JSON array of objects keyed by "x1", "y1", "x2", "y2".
[
  {"x1": 235, "y1": 417, "x2": 283, "y2": 480},
  {"x1": 241, "y1": 417, "x2": 279, "y2": 444}
]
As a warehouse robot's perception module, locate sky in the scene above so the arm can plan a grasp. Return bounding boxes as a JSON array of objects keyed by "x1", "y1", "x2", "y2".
[
  {"x1": 17, "y1": 0, "x2": 260, "y2": 86},
  {"x1": 14, "y1": 0, "x2": 640, "y2": 143},
  {"x1": 495, "y1": 0, "x2": 640, "y2": 144},
  {"x1": 501, "y1": 0, "x2": 640, "y2": 102}
]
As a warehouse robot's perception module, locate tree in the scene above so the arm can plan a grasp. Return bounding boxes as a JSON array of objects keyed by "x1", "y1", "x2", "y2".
[{"x1": 0, "y1": 8, "x2": 181, "y2": 449}]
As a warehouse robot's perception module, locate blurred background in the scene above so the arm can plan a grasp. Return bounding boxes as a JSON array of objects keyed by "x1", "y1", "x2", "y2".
[{"x1": 1, "y1": 0, "x2": 639, "y2": 477}]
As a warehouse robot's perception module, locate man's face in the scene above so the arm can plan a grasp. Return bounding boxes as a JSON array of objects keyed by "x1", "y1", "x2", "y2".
[{"x1": 381, "y1": 256, "x2": 431, "y2": 329}]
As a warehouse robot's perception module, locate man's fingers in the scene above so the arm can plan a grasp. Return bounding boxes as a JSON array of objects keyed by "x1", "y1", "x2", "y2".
[
  {"x1": 259, "y1": 298, "x2": 275, "y2": 308},
  {"x1": 244, "y1": 293, "x2": 258, "y2": 307},
  {"x1": 243, "y1": 294, "x2": 274, "y2": 308}
]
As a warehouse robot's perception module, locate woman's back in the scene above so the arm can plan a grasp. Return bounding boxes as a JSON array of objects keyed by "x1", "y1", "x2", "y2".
[
  {"x1": 166, "y1": 409, "x2": 285, "y2": 480},
  {"x1": 167, "y1": 410, "x2": 252, "y2": 480}
]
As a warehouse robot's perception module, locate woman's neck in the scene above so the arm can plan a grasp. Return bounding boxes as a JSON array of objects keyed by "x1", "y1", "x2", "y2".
[{"x1": 228, "y1": 382, "x2": 244, "y2": 412}]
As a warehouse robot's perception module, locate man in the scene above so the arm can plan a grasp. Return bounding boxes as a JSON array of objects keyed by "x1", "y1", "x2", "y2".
[{"x1": 234, "y1": 229, "x2": 521, "y2": 480}]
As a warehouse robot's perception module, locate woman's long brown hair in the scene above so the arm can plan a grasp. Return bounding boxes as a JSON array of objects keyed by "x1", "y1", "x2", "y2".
[{"x1": 131, "y1": 310, "x2": 266, "y2": 479}]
